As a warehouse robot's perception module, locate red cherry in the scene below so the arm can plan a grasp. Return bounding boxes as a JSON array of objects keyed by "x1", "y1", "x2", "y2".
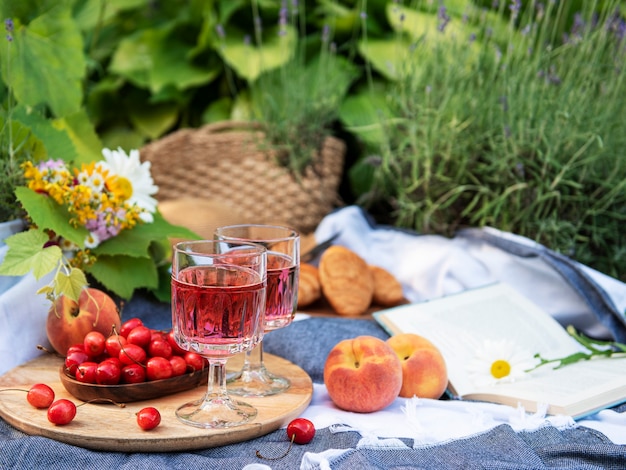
[
  {"x1": 64, "y1": 349, "x2": 90, "y2": 377},
  {"x1": 75, "y1": 361, "x2": 98, "y2": 384},
  {"x1": 136, "y1": 407, "x2": 161, "y2": 430},
  {"x1": 119, "y1": 343, "x2": 147, "y2": 365},
  {"x1": 256, "y1": 417, "x2": 316, "y2": 460},
  {"x1": 146, "y1": 356, "x2": 173, "y2": 381},
  {"x1": 169, "y1": 355, "x2": 188, "y2": 377},
  {"x1": 166, "y1": 330, "x2": 187, "y2": 356},
  {"x1": 287, "y1": 418, "x2": 315, "y2": 444},
  {"x1": 184, "y1": 352, "x2": 206, "y2": 372},
  {"x1": 148, "y1": 338, "x2": 173, "y2": 359},
  {"x1": 26, "y1": 383, "x2": 55, "y2": 409},
  {"x1": 105, "y1": 334, "x2": 127, "y2": 358},
  {"x1": 150, "y1": 330, "x2": 167, "y2": 342},
  {"x1": 122, "y1": 363, "x2": 146, "y2": 384},
  {"x1": 119, "y1": 318, "x2": 143, "y2": 338},
  {"x1": 83, "y1": 331, "x2": 106, "y2": 357},
  {"x1": 126, "y1": 326, "x2": 152, "y2": 348},
  {"x1": 96, "y1": 360, "x2": 121, "y2": 385},
  {"x1": 66, "y1": 343, "x2": 86, "y2": 355},
  {"x1": 47, "y1": 399, "x2": 77, "y2": 425}
]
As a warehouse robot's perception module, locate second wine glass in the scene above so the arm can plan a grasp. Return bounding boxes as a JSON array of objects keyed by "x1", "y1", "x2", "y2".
[{"x1": 215, "y1": 224, "x2": 300, "y2": 397}]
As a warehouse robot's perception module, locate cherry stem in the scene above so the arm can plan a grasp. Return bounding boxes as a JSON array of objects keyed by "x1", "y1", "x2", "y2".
[
  {"x1": 256, "y1": 434, "x2": 295, "y2": 460},
  {"x1": 37, "y1": 344, "x2": 64, "y2": 358},
  {"x1": 0, "y1": 388, "x2": 29, "y2": 393},
  {"x1": 77, "y1": 398, "x2": 126, "y2": 408}
]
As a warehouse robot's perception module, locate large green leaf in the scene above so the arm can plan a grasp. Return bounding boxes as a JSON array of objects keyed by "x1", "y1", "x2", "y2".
[
  {"x1": 92, "y1": 212, "x2": 199, "y2": 258},
  {"x1": 11, "y1": 106, "x2": 79, "y2": 163},
  {"x1": 15, "y1": 187, "x2": 88, "y2": 247},
  {"x1": 1, "y1": 3, "x2": 86, "y2": 117},
  {"x1": 128, "y1": 101, "x2": 179, "y2": 140},
  {"x1": 338, "y1": 85, "x2": 396, "y2": 148},
  {"x1": 218, "y1": 25, "x2": 297, "y2": 82},
  {"x1": 109, "y1": 26, "x2": 220, "y2": 94},
  {"x1": 0, "y1": 229, "x2": 62, "y2": 279},
  {"x1": 86, "y1": 254, "x2": 158, "y2": 300},
  {"x1": 53, "y1": 110, "x2": 102, "y2": 165}
]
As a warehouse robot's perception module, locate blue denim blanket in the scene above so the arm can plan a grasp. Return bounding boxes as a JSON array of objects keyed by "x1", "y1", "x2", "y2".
[{"x1": 1, "y1": 297, "x2": 626, "y2": 469}]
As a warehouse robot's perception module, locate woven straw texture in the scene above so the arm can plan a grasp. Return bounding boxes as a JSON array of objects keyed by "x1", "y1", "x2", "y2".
[{"x1": 140, "y1": 121, "x2": 345, "y2": 234}]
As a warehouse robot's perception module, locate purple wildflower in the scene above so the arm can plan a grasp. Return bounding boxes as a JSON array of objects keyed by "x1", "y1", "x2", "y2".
[
  {"x1": 322, "y1": 24, "x2": 330, "y2": 43},
  {"x1": 215, "y1": 24, "x2": 225, "y2": 39},
  {"x1": 437, "y1": 6, "x2": 451, "y2": 33},
  {"x1": 278, "y1": 2, "x2": 288, "y2": 35},
  {"x1": 509, "y1": 0, "x2": 521, "y2": 21},
  {"x1": 5, "y1": 18, "x2": 13, "y2": 41}
]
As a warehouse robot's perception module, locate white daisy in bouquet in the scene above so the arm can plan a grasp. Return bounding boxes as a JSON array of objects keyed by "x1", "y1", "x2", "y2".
[{"x1": 0, "y1": 147, "x2": 196, "y2": 302}]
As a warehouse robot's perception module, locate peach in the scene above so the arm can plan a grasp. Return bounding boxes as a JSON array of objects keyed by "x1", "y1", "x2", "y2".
[
  {"x1": 386, "y1": 333, "x2": 448, "y2": 399},
  {"x1": 323, "y1": 335, "x2": 402, "y2": 413},
  {"x1": 46, "y1": 288, "x2": 121, "y2": 354}
]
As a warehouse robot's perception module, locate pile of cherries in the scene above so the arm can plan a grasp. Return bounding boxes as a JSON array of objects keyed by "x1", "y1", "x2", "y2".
[{"x1": 64, "y1": 317, "x2": 208, "y2": 385}]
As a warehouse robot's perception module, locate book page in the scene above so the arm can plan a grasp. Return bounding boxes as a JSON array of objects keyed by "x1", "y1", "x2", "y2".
[
  {"x1": 374, "y1": 282, "x2": 585, "y2": 397},
  {"x1": 466, "y1": 356, "x2": 626, "y2": 417}
]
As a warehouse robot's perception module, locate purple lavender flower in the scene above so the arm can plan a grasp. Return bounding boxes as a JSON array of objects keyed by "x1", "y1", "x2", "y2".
[
  {"x1": 437, "y1": 6, "x2": 451, "y2": 33},
  {"x1": 322, "y1": 24, "x2": 330, "y2": 43},
  {"x1": 509, "y1": 0, "x2": 521, "y2": 22},
  {"x1": 5, "y1": 18, "x2": 13, "y2": 41},
  {"x1": 278, "y1": 2, "x2": 288, "y2": 35},
  {"x1": 215, "y1": 24, "x2": 225, "y2": 39}
]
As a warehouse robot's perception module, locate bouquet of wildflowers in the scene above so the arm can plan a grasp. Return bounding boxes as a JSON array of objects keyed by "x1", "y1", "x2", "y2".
[{"x1": 0, "y1": 148, "x2": 196, "y2": 301}]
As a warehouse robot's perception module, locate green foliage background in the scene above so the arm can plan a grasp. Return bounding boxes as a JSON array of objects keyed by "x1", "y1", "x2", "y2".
[{"x1": 1, "y1": 0, "x2": 626, "y2": 282}]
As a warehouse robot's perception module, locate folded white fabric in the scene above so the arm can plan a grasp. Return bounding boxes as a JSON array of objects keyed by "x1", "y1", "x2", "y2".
[{"x1": 315, "y1": 206, "x2": 626, "y2": 340}]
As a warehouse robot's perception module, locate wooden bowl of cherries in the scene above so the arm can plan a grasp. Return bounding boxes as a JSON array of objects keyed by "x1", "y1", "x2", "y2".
[{"x1": 59, "y1": 318, "x2": 208, "y2": 403}]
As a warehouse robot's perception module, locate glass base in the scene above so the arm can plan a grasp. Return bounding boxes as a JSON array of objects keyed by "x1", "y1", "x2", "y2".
[
  {"x1": 227, "y1": 366, "x2": 291, "y2": 397},
  {"x1": 175, "y1": 395, "x2": 257, "y2": 429}
]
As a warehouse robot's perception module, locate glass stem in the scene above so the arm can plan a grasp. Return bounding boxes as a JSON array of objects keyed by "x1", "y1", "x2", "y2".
[
  {"x1": 242, "y1": 340, "x2": 265, "y2": 372},
  {"x1": 207, "y1": 358, "x2": 229, "y2": 402}
]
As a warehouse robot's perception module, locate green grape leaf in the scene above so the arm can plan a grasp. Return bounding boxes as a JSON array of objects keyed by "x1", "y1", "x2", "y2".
[
  {"x1": 86, "y1": 254, "x2": 158, "y2": 300},
  {"x1": 15, "y1": 187, "x2": 88, "y2": 247},
  {"x1": 1, "y1": 4, "x2": 86, "y2": 116},
  {"x1": 218, "y1": 25, "x2": 297, "y2": 82},
  {"x1": 109, "y1": 26, "x2": 219, "y2": 94},
  {"x1": 53, "y1": 267, "x2": 88, "y2": 302},
  {"x1": 0, "y1": 229, "x2": 62, "y2": 279},
  {"x1": 53, "y1": 110, "x2": 103, "y2": 165},
  {"x1": 92, "y1": 211, "x2": 200, "y2": 258}
]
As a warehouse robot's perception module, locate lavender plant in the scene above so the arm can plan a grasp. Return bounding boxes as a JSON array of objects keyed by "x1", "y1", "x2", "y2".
[{"x1": 342, "y1": 0, "x2": 626, "y2": 280}]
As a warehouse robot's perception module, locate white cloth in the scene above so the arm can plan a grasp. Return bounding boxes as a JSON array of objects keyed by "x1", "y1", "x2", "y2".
[
  {"x1": 314, "y1": 206, "x2": 626, "y2": 339},
  {"x1": 0, "y1": 244, "x2": 53, "y2": 376}
]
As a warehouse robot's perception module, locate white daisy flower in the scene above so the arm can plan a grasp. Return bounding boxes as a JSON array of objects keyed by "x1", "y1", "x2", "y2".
[
  {"x1": 85, "y1": 232, "x2": 101, "y2": 249},
  {"x1": 467, "y1": 339, "x2": 539, "y2": 388},
  {"x1": 100, "y1": 147, "x2": 158, "y2": 220}
]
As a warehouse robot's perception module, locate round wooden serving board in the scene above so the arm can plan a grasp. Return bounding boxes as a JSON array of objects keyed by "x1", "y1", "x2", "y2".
[{"x1": 0, "y1": 353, "x2": 313, "y2": 452}]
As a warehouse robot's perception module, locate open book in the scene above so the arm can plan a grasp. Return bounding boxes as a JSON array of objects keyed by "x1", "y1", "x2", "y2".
[{"x1": 374, "y1": 282, "x2": 626, "y2": 419}]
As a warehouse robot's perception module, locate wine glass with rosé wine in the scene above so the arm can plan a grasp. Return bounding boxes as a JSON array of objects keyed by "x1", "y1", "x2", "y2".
[
  {"x1": 215, "y1": 224, "x2": 300, "y2": 397},
  {"x1": 171, "y1": 240, "x2": 267, "y2": 428}
]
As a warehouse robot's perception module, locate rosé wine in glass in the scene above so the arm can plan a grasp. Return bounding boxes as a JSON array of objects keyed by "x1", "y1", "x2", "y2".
[
  {"x1": 215, "y1": 224, "x2": 300, "y2": 397},
  {"x1": 171, "y1": 240, "x2": 266, "y2": 429},
  {"x1": 172, "y1": 265, "x2": 266, "y2": 356}
]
